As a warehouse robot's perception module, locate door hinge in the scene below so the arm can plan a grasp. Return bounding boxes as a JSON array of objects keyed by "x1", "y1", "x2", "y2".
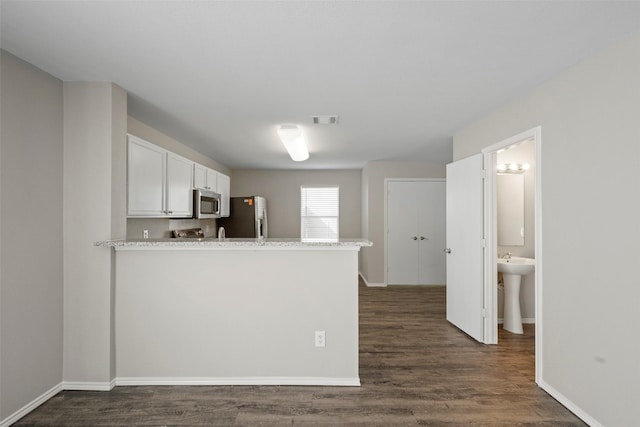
[
  {"x1": 481, "y1": 239, "x2": 486, "y2": 248},
  {"x1": 481, "y1": 169, "x2": 486, "y2": 179},
  {"x1": 483, "y1": 308, "x2": 487, "y2": 318}
]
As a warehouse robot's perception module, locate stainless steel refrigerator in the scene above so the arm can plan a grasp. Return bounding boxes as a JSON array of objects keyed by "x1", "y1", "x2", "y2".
[{"x1": 217, "y1": 196, "x2": 268, "y2": 238}]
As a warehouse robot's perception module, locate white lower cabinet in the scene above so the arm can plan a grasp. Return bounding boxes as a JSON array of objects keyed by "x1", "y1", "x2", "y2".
[{"x1": 127, "y1": 135, "x2": 193, "y2": 217}]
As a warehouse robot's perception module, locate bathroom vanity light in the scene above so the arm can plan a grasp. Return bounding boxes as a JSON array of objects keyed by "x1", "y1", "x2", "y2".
[
  {"x1": 497, "y1": 163, "x2": 530, "y2": 173},
  {"x1": 277, "y1": 125, "x2": 309, "y2": 161}
]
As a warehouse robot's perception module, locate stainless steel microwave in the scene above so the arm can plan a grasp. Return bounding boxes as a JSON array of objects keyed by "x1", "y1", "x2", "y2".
[{"x1": 193, "y1": 189, "x2": 221, "y2": 219}]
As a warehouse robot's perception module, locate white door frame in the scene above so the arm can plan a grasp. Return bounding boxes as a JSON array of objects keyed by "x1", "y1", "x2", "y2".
[
  {"x1": 384, "y1": 178, "x2": 446, "y2": 286},
  {"x1": 481, "y1": 126, "x2": 542, "y2": 383}
]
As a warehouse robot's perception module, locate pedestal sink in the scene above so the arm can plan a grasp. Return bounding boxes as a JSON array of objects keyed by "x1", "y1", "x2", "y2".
[{"x1": 497, "y1": 257, "x2": 535, "y2": 334}]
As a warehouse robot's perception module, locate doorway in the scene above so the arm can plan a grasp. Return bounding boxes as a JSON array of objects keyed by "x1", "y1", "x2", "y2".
[{"x1": 483, "y1": 126, "x2": 541, "y2": 382}]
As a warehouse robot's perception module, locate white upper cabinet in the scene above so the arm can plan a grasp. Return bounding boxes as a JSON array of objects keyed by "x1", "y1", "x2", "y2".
[
  {"x1": 166, "y1": 153, "x2": 195, "y2": 217},
  {"x1": 193, "y1": 163, "x2": 230, "y2": 217},
  {"x1": 193, "y1": 163, "x2": 218, "y2": 192},
  {"x1": 216, "y1": 172, "x2": 230, "y2": 217},
  {"x1": 127, "y1": 135, "x2": 193, "y2": 218},
  {"x1": 128, "y1": 135, "x2": 166, "y2": 216},
  {"x1": 193, "y1": 163, "x2": 207, "y2": 190},
  {"x1": 206, "y1": 168, "x2": 218, "y2": 192}
]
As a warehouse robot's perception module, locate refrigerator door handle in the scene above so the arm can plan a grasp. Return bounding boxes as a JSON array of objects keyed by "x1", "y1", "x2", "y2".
[{"x1": 262, "y1": 207, "x2": 268, "y2": 238}]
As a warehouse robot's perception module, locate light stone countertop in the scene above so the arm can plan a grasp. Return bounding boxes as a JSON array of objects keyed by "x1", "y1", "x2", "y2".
[{"x1": 96, "y1": 238, "x2": 372, "y2": 248}]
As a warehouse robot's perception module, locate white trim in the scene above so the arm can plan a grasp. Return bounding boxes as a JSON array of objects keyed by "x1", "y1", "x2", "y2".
[
  {"x1": 0, "y1": 375, "x2": 359, "y2": 426},
  {"x1": 534, "y1": 127, "x2": 543, "y2": 385},
  {"x1": 359, "y1": 272, "x2": 386, "y2": 287},
  {"x1": 383, "y1": 178, "x2": 446, "y2": 287},
  {"x1": 0, "y1": 382, "x2": 63, "y2": 427},
  {"x1": 538, "y1": 379, "x2": 604, "y2": 427},
  {"x1": 62, "y1": 380, "x2": 115, "y2": 391},
  {"x1": 482, "y1": 151, "x2": 499, "y2": 344},
  {"x1": 114, "y1": 377, "x2": 361, "y2": 387}
]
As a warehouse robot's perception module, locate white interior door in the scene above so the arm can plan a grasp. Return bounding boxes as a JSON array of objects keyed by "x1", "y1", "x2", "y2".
[
  {"x1": 446, "y1": 154, "x2": 484, "y2": 342},
  {"x1": 418, "y1": 181, "x2": 446, "y2": 285},
  {"x1": 387, "y1": 181, "x2": 419, "y2": 284},
  {"x1": 388, "y1": 180, "x2": 446, "y2": 285}
]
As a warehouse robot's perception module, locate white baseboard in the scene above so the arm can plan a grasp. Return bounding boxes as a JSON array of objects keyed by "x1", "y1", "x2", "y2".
[
  {"x1": 538, "y1": 379, "x2": 603, "y2": 427},
  {"x1": 115, "y1": 376, "x2": 361, "y2": 387},
  {"x1": 0, "y1": 382, "x2": 62, "y2": 427},
  {"x1": 0, "y1": 376, "x2": 358, "y2": 426},
  {"x1": 62, "y1": 380, "x2": 115, "y2": 391},
  {"x1": 359, "y1": 272, "x2": 386, "y2": 287}
]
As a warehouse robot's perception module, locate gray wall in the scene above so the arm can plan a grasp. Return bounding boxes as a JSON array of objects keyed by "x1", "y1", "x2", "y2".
[
  {"x1": 115, "y1": 248, "x2": 359, "y2": 383},
  {"x1": 63, "y1": 82, "x2": 127, "y2": 387},
  {"x1": 0, "y1": 51, "x2": 64, "y2": 420},
  {"x1": 128, "y1": 117, "x2": 231, "y2": 176},
  {"x1": 453, "y1": 32, "x2": 640, "y2": 426},
  {"x1": 360, "y1": 161, "x2": 447, "y2": 285},
  {"x1": 231, "y1": 170, "x2": 361, "y2": 238}
]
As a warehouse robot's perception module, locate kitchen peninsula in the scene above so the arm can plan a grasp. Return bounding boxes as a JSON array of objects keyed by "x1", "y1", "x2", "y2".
[{"x1": 98, "y1": 238, "x2": 371, "y2": 386}]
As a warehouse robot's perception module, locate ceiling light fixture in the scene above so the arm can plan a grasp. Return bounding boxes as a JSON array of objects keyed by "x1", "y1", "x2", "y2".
[
  {"x1": 497, "y1": 163, "x2": 530, "y2": 174},
  {"x1": 277, "y1": 125, "x2": 309, "y2": 161}
]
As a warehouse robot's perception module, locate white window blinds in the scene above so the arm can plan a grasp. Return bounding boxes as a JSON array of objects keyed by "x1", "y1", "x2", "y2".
[{"x1": 300, "y1": 186, "x2": 339, "y2": 242}]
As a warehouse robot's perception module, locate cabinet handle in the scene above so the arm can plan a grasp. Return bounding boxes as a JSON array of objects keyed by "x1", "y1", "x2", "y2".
[
  {"x1": 444, "y1": 248, "x2": 452, "y2": 254},
  {"x1": 412, "y1": 236, "x2": 418, "y2": 240},
  {"x1": 420, "y1": 236, "x2": 426, "y2": 240}
]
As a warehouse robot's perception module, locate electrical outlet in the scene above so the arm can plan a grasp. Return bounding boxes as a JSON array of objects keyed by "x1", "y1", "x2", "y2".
[
  {"x1": 315, "y1": 331, "x2": 326, "y2": 348},
  {"x1": 143, "y1": 229, "x2": 149, "y2": 239}
]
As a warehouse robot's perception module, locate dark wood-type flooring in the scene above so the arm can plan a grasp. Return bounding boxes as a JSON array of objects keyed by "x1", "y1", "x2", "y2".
[{"x1": 15, "y1": 284, "x2": 586, "y2": 426}]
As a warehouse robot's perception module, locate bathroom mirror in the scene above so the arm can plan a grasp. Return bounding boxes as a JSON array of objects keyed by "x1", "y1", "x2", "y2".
[{"x1": 497, "y1": 174, "x2": 525, "y2": 246}]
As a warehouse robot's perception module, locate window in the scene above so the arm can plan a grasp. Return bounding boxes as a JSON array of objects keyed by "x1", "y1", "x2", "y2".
[{"x1": 300, "y1": 186, "x2": 339, "y2": 242}]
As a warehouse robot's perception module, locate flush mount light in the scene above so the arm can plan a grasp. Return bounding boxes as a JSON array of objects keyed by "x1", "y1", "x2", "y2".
[
  {"x1": 277, "y1": 125, "x2": 309, "y2": 161},
  {"x1": 497, "y1": 163, "x2": 531, "y2": 174}
]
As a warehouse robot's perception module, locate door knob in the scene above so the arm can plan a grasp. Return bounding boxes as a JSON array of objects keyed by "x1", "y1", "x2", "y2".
[
  {"x1": 444, "y1": 248, "x2": 451, "y2": 254},
  {"x1": 412, "y1": 236, "x2": 418, "y2": 240},
  {"x1": 420, "y1": 236, "x2": 426, "y2": 240}
]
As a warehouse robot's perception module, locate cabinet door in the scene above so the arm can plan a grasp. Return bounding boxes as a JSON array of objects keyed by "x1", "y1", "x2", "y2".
[
  {"x1": 128, "y1": 136, "x2": 166, "y2": 216},
  {"x1": 217, "y1": 172, "x2": 231, "y2": 217},
  {"x1": 206, "y1": 168, "x2": 217, "y2": 192},
  {"x1": 166, "y1": 153, "x2": 194, "y2": 217},
  {"x1": 193, "y1": 163, "x2": 207, "y2": 189}
]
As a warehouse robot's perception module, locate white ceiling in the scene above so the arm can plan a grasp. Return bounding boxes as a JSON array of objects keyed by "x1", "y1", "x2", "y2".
[{"x1": 2, "y1": 1, "x2": 640, "y2": 170}]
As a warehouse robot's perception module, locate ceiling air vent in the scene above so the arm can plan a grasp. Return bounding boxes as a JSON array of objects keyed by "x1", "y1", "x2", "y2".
[{"x1": 312, "y1": 115, "x2": 339, "y2": 125}]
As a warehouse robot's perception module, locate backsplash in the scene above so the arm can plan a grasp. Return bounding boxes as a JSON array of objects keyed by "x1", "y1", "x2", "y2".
[{"x1": 127, "y1": 218, "x2": 217, "y2": 239}]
